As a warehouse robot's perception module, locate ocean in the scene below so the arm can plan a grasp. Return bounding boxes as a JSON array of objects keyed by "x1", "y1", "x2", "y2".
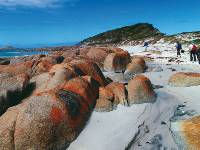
[
  {"x1": 0, "y1": 42, "x2": 77, "y2": 58},
  {"x1": 0, "y1": 49, "x2": 48, "y2": 58}
]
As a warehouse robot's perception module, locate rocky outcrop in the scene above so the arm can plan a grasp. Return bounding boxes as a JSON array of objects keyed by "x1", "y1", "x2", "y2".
[
  {"x1": 127, "y1": 75, "x2": 156, "y2": 105},
  {"x1": 171, "y1": 116, "x2": 200, "y2": 150},
  {"x1": 104, "y1": 51, "x2": 131, "y2": 72},
  {"x1": 169, "y1": 72, "x2": 200, "y2": 87},
  {"x1": 0, "y1": 73, "x2": 30, "y2": 115},
  {"x1": 0, "y1": 76, "x2": 98, "y2": 150}
]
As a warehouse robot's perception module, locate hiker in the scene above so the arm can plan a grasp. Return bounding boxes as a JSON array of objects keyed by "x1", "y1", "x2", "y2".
[
  {"x1": 189, "y1": 43, "x2": 198, "y2": 62},
  {"x1": 175, "y1": 41, "x2": 182, "y2": 57},
  {"x1": 144, "y1": 41, "x2": 149, "y2": 51},
  {"x1": 196, "y1": 46, "x2": 200, "y2": 64}
]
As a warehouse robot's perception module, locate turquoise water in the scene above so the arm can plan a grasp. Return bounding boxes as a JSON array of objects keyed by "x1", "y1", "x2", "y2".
[{"x1": 0, "y1": 50, "x2": 48, "y2": 58}]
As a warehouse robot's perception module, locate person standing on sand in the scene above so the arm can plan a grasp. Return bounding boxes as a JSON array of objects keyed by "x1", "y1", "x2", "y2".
[
  {"x1": 196, "y1": 46, "x2": 200, "y2": 64},
  {"x1": 175, "y1": 41, "x2": 182, "y2": 57},
  {"x1": 189, "y1": 43, "x2": 198, "y2": 62},
  {"x1": 143, "y1": 41, "x2": 149, "y2": 51}
]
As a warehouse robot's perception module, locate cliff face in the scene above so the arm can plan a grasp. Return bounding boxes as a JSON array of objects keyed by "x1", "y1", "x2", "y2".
[
  {"x1": 80, "y1": 23, "x2": 200, "y2": 46},
  {"x1": 80, "y1": 23, "x2": 165, "y2": 46}
]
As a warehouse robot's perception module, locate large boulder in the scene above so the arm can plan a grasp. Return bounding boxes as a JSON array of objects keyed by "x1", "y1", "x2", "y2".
[
  {"x1": 169, "y1": 72, "x2": 200, "y2": 87},
  {"x1": 95, "y1": 98, "x2": 113, "y2": 112},
  {"x1": 124, "y1": 57, "x2": 146, "y2": 77},
  {"x1": 86, "y1": 47, "x2": 110, "y2": 62},
  {"x1": 62, "y1": 51, "x2": 78, "y2": 58},
  {"x1": 0, "y1": 105, "x2": 21, "y2": 150},
  {"x1": 95, "y1": 87, "x2": 114, "y2": 112},
  {"x1": 109, "y1": 47, "x2": 125, "y2": 53},
  {"x1": 131, "y1": 57, "x2": 146, "y2": 70},
  {"x1": 33, "y1": 56, "x2": 57, "y2": 75},
  {"x1": 171, "y1": 116, "x2": 200, "y2": 150},
  {"x1": 0, "y1": 61, "x2": 35, "y2": 76},
  {"x1": 32, "y1": 64, "x2": 77, "y2": 94},
  {"x1": 63, "y1": 76, "x2": 99, "y2": 107},
  {"x1": 0, "y1": 73, "x2": 30, "y2": 115},
  {"x1": 104, "y1": 51, "x2": 131, "y2": 72},
  {"x1": 106, "y1": 82, "x2": 128, "y2": 106},
  {"x1": 0, "y1": 58, "x2": 10, "y2": 65},
  {"x1": 10, "y1": 54, "x2": 45, "y2": 64},
  {"x1": 70, "y1": 59, "x2": 108, "y2": 86},
  {"x1": 127, "y1": 75, "x2": 156, "y2": 105},
  {"x1": 0, "y1": 76, "x2": 98, "y2": 150}
]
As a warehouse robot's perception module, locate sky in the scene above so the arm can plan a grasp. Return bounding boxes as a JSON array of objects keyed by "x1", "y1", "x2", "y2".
[{"x1": 0, "y1": 0, "x2": 200, "y2": 47}]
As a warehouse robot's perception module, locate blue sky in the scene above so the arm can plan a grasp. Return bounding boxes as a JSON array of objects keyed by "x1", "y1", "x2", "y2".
[{"x1": 0, "y1": 0, "x2": 200, "y2": 46}]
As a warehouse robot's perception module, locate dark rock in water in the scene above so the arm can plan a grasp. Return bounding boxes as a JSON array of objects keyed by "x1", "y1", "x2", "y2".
[
  {"x1": 170, "y1": 105, "x2": 197, "y2": 122},
  {"x1": 0, "y1": 58, "x2": 10, "y2": 65},
  {"x1": 168, "y1": 67, "x2": 177, "y2": 72},
  {"x1": 172, "y1": 68, "x2": 176, "y2": 72},
  {"x1": 152, "y1": 84, "x2": 164, "y2": 89},
  {"x1": 161, "y1": 121, "x2": 167, "y2": 125}
]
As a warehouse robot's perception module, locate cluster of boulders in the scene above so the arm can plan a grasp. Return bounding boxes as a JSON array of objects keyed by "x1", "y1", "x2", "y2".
[{"x1": 0, "y1": 46, "x2": 156, "y2": 149}]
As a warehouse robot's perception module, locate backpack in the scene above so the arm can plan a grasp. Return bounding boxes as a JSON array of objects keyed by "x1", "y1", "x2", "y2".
[
  {"x1": 192, "y1": 45, "x2": 198, "y2": 51},
  {"x1": 177, "y1": 43, "x2": 182, "y2": 49}
]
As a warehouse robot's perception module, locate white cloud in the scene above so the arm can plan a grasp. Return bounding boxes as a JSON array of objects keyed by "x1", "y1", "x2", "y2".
[{"x1": 0, "y1": 0, "x2": 73, "y2": 8}]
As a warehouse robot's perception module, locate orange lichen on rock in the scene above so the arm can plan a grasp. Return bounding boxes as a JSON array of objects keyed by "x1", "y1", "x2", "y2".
[
  {"x1": 35, "y1": 59, "x2": 54, "y2": 74},
  {"x1": 169, "y1": 72, "x2": 200, "y2": 87},
  {"x1": 128, "y1": 75, "x2": 156, "y2": 105},
  {"x1": 99, "y1": 87, "x2": 114, "y2": 102},
  {"x1": 181, "y1": 116, "x2": 200, "y2": 150},
  {"x1": 70, "y1": 59, "x2": 108, "y2": 86},
  {"x1": 0, "y1": 61, "x2": 34, "y2": 76},
  {"x1": 95, "y1": 98, "x2": 113, "y2": 112},
  {"x1": 104, "y1": 51, "x2": 131, "y2": 72},
  {"x1": 106, "y1": 82, "x2": 128, "y2": 106},
  {"x1": 132, "y1": 57, "x2": 146, "y2": 70},
  {"x1": 62, "y1": 76, "x2": 98, "y2": 106},
  {"x1": 86, "y1": 47, "x2": 110, "y2": 62},
  {"x1": 50, "y1": 106, "x2": 65, "y2": 125}
]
